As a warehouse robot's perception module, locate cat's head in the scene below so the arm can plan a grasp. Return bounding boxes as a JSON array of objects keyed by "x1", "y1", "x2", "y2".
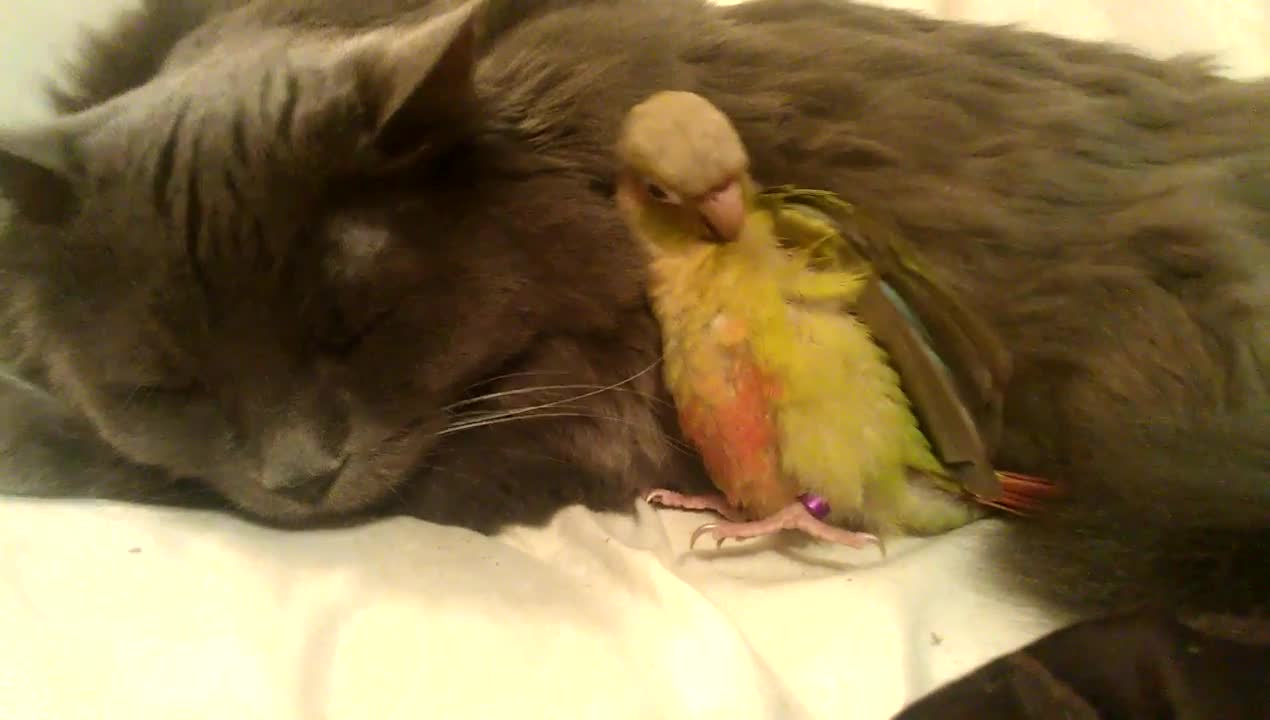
[{"x1": 0, "y1": 0, "x2": 646, "y2": 523}]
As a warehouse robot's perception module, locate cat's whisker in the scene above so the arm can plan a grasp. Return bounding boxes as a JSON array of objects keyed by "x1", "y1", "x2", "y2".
[
  {"x1": 438, "y1": 407, "x2": 697, "y2": 457},
  {"x1": 440, "y1": 411, "x2": 647, "y2": 437},
  {"x1": 442, "y1": 356, "x2": 693, "y2": 453},
  {"x1": 445, "y1": 386, "x2": 673, "y2": 415},
  {"x1": 445, "y1": 384, "x2": 643, "y2": 412},
  {"x1": 441, "y1": 402, "x2": 595, "y2": 433},
  {"x1": 460, "y1": 369, "x2": 573, "y2": 393},
  {"x1": 445, "y1": 357, "x2": 670, "y2": 419}
]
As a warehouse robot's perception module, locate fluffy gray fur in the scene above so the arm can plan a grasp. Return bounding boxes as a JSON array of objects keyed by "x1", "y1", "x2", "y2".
[{"x1": 0, "y1": 0, "x2": 1266, "y2": 617}]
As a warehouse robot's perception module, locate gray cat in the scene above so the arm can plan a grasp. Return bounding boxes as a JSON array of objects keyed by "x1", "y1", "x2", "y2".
[{"x1": 0, "y1": 0, "x2": 1266, "y2": 617}]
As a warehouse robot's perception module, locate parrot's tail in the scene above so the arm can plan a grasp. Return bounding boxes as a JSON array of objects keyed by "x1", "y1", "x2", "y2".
[
  {"x1": 976, "y1": 471, "x2": 1066, "y2": 517},
  {"x1": 990, "y1": 409, "x2": 1269, "y2": 618}
]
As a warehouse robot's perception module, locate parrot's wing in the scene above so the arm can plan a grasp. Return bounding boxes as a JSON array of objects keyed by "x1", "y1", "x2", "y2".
[
  {"x1": 854, "y1": 277, "x2": 1001, "y2": 499},
  {"x1": 758, "y1": 187, "x2": 1011, "y2": 500}
]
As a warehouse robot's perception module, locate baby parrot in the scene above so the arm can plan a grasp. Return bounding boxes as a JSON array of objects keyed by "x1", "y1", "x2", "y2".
[{"x1": 615, "y1": 91, "x2": 1055, "y2": 550}]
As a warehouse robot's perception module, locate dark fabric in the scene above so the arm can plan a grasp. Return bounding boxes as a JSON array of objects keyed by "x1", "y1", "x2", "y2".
[{"x1": 894, "y1": 612, "x2": 1270, "y2": 719}]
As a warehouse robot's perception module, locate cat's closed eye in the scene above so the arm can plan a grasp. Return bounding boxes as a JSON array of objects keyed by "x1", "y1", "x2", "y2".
[
  {"x1": 312, "y1": 306, "x2": 398, "y2": 358},
  {"x1": 104, "y1": 382, "x2": 203, "y2": 407}
]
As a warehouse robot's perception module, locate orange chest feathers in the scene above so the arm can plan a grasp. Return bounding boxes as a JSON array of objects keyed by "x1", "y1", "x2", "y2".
[{"x1": 672, "y1": 314, "x2": 798, "y2": 516}]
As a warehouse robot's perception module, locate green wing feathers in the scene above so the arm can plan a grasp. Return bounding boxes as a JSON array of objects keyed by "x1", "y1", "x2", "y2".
[
  {"x1": 758, "y1": 185, "x2": 1015, "y2": 500},
  {"x1": 760, "y1": 186, "x2": 1012, "y2": 426}
]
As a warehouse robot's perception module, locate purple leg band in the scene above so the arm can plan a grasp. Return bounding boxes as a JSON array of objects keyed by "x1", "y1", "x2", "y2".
[{"x1": 798, "y1": 492, "x2": 831, "y2": 520}]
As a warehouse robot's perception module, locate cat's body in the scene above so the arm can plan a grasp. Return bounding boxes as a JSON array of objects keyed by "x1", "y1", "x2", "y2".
[{"x1": 0, "y1": 0, "x2": 1266, "y2": 616}]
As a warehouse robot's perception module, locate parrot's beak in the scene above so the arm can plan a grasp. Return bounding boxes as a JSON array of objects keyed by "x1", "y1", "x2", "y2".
[{"x1": 697, "y1": 179, "x2": 745, "y2": 243}]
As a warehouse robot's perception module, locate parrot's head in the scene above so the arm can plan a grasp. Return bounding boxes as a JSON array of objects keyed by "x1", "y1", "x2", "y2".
[{"x1": 614, "y1": 91, "x2": 754, "y2": 256}]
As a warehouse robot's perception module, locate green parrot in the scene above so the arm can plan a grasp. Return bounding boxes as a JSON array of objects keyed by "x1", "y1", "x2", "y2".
[{"x1": 614, "y1": 91, "x2": 1056, "y2": 550}]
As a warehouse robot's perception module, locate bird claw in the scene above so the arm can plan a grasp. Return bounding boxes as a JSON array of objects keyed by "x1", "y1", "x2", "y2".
[
  {"x1": 689, "y1": 522, "x2": 732, "y2": 550},
  {"x1": 643, "y1": 488, "x2": 672, "y2": 505},
  {"x1": 685, "y1": 502, "x2": 885, "y2": 556}
]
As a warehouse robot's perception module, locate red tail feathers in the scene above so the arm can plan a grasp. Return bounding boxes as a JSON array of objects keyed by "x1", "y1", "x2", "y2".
[{"x1": 976, "y1": 471, "x2": 1066, "y2": 517}]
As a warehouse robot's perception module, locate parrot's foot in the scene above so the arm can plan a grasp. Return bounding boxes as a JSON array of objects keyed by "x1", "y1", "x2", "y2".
[
  {"x1": 644, "y1": 489, "x2": 746, "y2": 522},
  {"x1": 689, "y1": 502, "x2": 883, "y2": 554}
]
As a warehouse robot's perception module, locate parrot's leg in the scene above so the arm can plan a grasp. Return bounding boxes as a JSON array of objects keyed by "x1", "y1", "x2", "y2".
[
  {"x1": 689, "y1": 502, "x2": 881, "y2": 552},
  {"x1": 644, "y1": 489, "x2": 747, "y2": 522}
]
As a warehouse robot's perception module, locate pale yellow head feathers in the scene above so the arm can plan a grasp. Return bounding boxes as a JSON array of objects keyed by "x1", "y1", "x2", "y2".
[
  {"x1": 616, "y1": 91, "x2": 749, "y2": 198},
  {"x1": 616, "y1": 91, "x2": 752, "y2": 246}
]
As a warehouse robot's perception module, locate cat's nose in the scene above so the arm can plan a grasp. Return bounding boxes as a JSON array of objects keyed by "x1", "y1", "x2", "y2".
[
  {"x1": 259, "y1": 425, "x2": 347, "y2": 503},
  {"x1": 271, "y1": 462, "x2": 344, "y2": 505}
]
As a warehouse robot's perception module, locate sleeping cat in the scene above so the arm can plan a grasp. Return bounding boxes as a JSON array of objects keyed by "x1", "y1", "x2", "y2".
[{"x1": 0, "y1": 0, "x2": 1266, "y2": 617}]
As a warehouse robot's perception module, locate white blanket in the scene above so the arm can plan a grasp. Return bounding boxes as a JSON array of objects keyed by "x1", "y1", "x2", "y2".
[{"x1": 1, "y1": 2, "x2": 1265, "y2": 719}]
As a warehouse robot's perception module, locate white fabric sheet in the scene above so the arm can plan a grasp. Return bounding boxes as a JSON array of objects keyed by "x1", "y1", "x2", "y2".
[{"x1": 1, "y1": 1, "x2": 1265, "y2": 718}]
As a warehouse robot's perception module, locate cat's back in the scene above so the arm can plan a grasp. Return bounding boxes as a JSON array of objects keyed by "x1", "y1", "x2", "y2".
[
  {"x1": 480, "y1": 0, "x2": 1268, "y2": 244},
  {"x1": 51, "y1": 0, "x2": 615, "y2": 113}
]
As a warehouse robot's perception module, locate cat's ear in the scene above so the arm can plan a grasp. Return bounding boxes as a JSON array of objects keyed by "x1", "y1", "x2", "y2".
[
  {"x1": 0, "y1": 124, "x2": 80, "y2": 224},
  {"x1": 351, "y1": 0, "x2": 484, "y2": 161}
]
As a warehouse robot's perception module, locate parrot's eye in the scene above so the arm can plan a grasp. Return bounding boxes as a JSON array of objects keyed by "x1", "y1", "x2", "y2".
[{"x1": 643, "y1": 181, "x2": 681, "y2": 205}]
